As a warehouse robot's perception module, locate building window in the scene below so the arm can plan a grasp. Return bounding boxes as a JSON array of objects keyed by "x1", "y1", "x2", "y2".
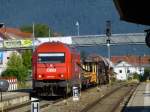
[
  {"x1": 119, "y1": 70, "x2": 122, "y2": 73},
  {"x1": 127, "y1": 70, "x2": 130, "y2": 73},
  {"x1": 0, "y1": 52, "x2": 3, "y2": 64},
  {"x1": 0, "y1": 59, "x2": 2, "y2": 64}
]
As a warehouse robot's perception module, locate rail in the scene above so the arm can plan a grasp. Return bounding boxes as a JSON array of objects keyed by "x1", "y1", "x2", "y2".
[{"x1": 80, "y1": 83, "x2": 138, "y2": 112}]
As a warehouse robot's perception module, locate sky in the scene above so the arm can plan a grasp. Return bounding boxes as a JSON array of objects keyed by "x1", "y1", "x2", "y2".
[{"x1": 0, "y1": 0, "x2": 148, "y2": 36}]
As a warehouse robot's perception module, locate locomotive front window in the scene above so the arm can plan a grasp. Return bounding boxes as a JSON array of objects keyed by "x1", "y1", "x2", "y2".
[{"x1": 38, "y1": 53, "x2": 65, "y2": 63}]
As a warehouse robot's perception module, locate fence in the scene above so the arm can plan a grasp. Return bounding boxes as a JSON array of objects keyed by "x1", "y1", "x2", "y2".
[{"x1": 0, "y1": 77, "x2": 18, "y2": 91}]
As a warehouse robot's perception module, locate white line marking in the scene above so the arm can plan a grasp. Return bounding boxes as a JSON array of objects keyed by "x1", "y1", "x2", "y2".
[
  {"x1": 142, "y1": 83, "x2": 150, "y2": 112},
  {"x1": 144, "y1": 83, "x2": 150, "y2": 106}
]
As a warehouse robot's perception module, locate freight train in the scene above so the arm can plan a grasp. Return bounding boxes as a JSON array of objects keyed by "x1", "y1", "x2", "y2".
[{"x1": 32, "y1": 42, "x2": 112, "y2": 96}]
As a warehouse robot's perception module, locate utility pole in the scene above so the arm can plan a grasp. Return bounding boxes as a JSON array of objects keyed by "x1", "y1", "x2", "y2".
[
  {"x1": 49, "y1": 28, "x2": 51, "y2": 37},
  {"x1": 32, "y1": 23, "x2": 35, "y2": 52}
]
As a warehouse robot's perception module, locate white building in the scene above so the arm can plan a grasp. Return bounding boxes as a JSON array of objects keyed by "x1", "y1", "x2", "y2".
[
  {"x1": 114, "y1": 61, "x2": 144, "y2": 80},
  {"x1": 0, "y1": 50, "x2": 20, "y2": 75}
]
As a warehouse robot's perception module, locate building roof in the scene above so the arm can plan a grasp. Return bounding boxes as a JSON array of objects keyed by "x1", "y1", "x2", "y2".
[
  {"x1": 72, "y1": 33, "x2": 145, "y2": 46},
  {"x1": 111, "y1": 55, "x2": 150, "y2": 66},
  {"x1": 114, "y1": 61, "x2": 131, "y2": 67},
  {"x1": 0, "y1": 27, "x2": 32, "y2": 39}
]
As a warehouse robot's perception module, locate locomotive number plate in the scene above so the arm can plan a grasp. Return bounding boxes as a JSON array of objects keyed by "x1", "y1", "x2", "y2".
[{"x1": 46, "y1": 68, "x2": 56, "y2": 72}]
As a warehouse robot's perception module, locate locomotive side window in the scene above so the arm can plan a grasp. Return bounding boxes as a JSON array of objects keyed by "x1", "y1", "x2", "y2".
[{"x1": 38, "y1": 53, "x2": 65, "y2": 63}]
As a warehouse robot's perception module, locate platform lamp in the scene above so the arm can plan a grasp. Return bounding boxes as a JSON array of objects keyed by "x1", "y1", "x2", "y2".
[
  {"x1": 0, "y1": 23, "x2": 4, "y2": 28},
  {"x1": 145, "y1": 29, "x2": 150, "y2": 48}
]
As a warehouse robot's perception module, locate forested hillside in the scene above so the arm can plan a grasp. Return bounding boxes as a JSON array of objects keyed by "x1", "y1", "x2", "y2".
[{"x1": 0, "y1": 0, "x2": 146, "y2": 35}]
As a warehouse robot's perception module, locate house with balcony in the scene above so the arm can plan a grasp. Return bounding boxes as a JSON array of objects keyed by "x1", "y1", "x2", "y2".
[
  {"x1": 113, "y1": 61, "x2": 144, "y2": 80},
  {"x1": 0, "y1": 27, "x2": 32, "y2": 75},
  {"x1": 111, "y1": 55, "x2": 150, "y2": 80}
]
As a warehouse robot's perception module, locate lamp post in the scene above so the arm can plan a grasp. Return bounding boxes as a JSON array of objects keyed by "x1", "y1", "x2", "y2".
[{"x1": 75, "y1": 21, "x2": 80, "y2": 36}]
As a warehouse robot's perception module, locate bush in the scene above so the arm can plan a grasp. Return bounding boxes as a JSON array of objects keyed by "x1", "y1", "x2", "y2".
[
  {"x1": 2, "y1": 66, "x2": 28, "y2": 82},
  {"x1": 128, "y1": 76, "x2": 132, "y2": 80},
  {"x1": 1, "y1": 68, "x2": 18, "y2": 77},
  {"x1": 132, "y1": 72, "x2": 141, "y2": 81},
  {"x1": 143, "y1": 68, "x2": 150, "y2": 81}
]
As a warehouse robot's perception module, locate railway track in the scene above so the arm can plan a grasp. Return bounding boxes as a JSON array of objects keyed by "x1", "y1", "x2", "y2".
[
  {"x1": 3, "y1": 97, "x2": 63, "y2": 112},
  {"x1": 0, "y1": 82, "x2": 138, "y2": 112},
  {"x1": 39, "y1": 82, "x2": 137, "y2": 112},
  {"x1": 80, "y1": 83, "x2": 137, "y2": 112}
]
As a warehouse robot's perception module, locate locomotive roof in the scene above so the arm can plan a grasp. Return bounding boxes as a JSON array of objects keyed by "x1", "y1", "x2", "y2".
[{"x1": 35, "y1": 41, "x2": 79, "y2": 53}]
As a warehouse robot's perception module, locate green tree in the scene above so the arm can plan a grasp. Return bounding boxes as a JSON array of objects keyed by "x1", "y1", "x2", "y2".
[
  {"x1": 22, "y1": 50, "x2": 32, "y2": 70},
  {"x1": 2, "y1": 52, "x2": 28, "y2": 82},
  {"x1": 7, "y1": 52, "x2": 22, "y2": 69},
  {"x1": 132, "y1": 72, "x2": 140, "y2": 80},
  {"x1": 20, "y1": 24, "x2": 55, "y2": 37},
  {"x1": 143, "y1": 67, "x2": 150, "y2": 81}
]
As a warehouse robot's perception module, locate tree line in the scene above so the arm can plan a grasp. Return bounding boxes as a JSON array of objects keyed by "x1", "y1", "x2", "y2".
[{"x1": 20, "y1": 24, "x2": 62, "y2": 37}]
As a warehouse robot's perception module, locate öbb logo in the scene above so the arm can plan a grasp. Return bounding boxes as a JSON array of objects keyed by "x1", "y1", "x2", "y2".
[{"x1": 46, "y1": 68, "x2": 56, "y2": 72}]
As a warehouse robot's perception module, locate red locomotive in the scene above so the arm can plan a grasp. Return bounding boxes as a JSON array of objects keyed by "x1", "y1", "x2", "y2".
[
  {"x1": 32, "y1": 42, "x2": 112, "y2": 96},
  {"x1": 32, "y1": 42, "x2": 81, "y2": 96}
]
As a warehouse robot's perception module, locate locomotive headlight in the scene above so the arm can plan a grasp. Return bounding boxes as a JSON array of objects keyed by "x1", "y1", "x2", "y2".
[
  {"x1": 60, "y1": 74, "x2": 64, "y2": 78},
  {"x1": 38, "y1": 75, "x2": 42, "y2": 78}
]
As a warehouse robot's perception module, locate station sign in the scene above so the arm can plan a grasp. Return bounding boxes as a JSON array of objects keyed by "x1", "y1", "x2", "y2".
[
  {"x1": 31, "y1": 97, "x2": 40, "y2": 112},
  {"x1": 0, "y1": 41, "x2": 3, "y2": 48},
  {"x1": 73, "y1": 86, "x2": 80, "y2": 101},
  {"x1": 22, "y1": 39, "x2": 33, "y2": 47},
  {"x1": 0, "y1": 52, "x2": 3, "y2": 64}
]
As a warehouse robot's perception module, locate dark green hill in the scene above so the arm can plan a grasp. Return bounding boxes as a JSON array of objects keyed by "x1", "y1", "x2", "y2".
[{"x1": 0, "y1": 0, "x2": 147, "y2": 35}]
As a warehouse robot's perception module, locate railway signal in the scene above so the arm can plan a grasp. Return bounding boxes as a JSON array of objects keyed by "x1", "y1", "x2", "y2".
[
  {"x1": 106, "y1": 20, "x2": 112, "y2": 85},
  {"x1": 106, "y1": 20, "x2": 111, "y2": 60}
]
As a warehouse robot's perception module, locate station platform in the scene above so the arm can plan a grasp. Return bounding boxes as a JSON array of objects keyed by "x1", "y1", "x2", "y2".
[
  {"x1": 0, "y1": 91, "x2": 30, "y2": 110},
  {"x1": 124, "y1": 82, "x2": 150, "y2": 112}
]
